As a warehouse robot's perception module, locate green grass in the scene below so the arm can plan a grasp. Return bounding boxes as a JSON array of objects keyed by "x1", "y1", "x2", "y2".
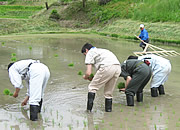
[{"x1": 0, "y1": 5, "x2": 43, "y2": 19}]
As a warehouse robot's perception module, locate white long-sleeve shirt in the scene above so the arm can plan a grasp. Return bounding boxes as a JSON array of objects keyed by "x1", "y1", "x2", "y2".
[{"x1": 8, "y1": 59, "x2": 39, "y2": 89}]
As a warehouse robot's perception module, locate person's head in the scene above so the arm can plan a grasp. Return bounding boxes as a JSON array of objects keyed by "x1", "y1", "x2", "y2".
[
  {"x1": 140, "y1": 24, "x2": 144, "y2": 30},
  {"x1": 81, "y1": 43, "x2": 94, "y2": 55},
  {"x1": 127, "y1": 55, "x2": 138, "y2": 60},
  {"x1": 7, "y1": 62, "x2": 14, "y2": 71}
]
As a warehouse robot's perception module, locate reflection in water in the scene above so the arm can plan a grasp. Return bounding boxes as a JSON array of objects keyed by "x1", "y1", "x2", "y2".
[{"x1": 0, "y1": 34, "x2": 180, "y2": 129}]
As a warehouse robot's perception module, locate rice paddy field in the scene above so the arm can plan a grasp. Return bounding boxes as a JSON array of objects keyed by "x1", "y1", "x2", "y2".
[{"x1": 0, "y1": 34, "x2": 180, "y2": 130}]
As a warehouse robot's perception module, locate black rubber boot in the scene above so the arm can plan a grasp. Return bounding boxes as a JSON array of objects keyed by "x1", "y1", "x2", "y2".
[
  {"x1": 38, "y1": 99, "x2": 43, "y2": 113},
  {"x1": 105, "y1": 98, "x2": 112, "y2": 112},
  {"x1": 158, "y1": 85, "x2": 165, "y2": 95},
  {"x1": 126, "y1": 95, "x2": 134, "y2": 106},
  {"x1": 30, "y1": 105, "x2": 39, "y2": 121},
  {"x1": 151, "y1": 87, "x2": 158, "y2": 97},
  {"x1": 136, "y1": 92, "x2": 143, "y2": 102},
  {"x1": 87, "y1": 92, "x2": 95, "y2": 112}
]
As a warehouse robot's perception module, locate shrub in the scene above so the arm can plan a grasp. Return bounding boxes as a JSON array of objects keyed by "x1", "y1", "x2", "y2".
[{"x1": 49, "y1": 9, "x2": 60, "y2": 20}]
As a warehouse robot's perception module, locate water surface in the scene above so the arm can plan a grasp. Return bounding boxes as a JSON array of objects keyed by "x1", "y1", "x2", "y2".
[{"x1": 0, "y1": 34, "x2": 180, "y2": 130}]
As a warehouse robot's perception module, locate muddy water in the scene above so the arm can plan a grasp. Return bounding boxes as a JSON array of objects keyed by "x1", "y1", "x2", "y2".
[{"x1": 0, "y1": 34, "x2": 180, "y2": 130}]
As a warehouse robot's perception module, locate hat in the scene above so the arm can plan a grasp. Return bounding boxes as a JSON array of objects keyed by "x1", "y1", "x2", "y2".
[{"x1": 140, "y1": 24, "x2": 144, "y2": 28}]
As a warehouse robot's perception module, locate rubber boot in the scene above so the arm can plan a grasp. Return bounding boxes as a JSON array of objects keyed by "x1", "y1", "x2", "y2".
[
  {"x1": 158, "y1": 85, "x2": 165, "y2": 95},
  {"x1": 151, "y1": 87, "x2": 158, "y2": 97},
  {"x1": 136, "y1": 92, "x2": 143, "y2": 102},
  {"x1": 30, "y1": 105, "x2": 39, "y2": 121},
  {"x1": 105, "y1": 98, "x2": 112, "y2": 112},
  {"x1": 126, "y1": 94, "x2": 134, "y2": 106},
  {"x1": 87, "y1": 92, "x2": 95, "y2": 112},
  {"x1": 38, "y1": 99, "x2": 43, "y2": 113}
]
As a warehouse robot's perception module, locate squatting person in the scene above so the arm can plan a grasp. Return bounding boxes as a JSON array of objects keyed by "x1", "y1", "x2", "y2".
[
  {"x1": 8, "y1": 59, "x2": 50, "y2": 121},
  {"x1": 81, "y1": 43, "x2": 121, "y2": 112}
]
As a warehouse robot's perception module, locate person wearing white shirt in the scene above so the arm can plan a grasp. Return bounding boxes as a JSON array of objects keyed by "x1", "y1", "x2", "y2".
[
  {"x1": 81, "y1": 43, "x2": 121, "y2": 112},
  {"x1": 8, "y1": 59, "x2": 50, "y2": 121},
  {"x1": 128, "y1": 54, "x2": 171, "y2": 97}
]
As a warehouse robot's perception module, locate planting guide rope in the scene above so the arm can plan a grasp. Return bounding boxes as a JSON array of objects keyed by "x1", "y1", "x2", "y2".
[{"x1": 134, "y1": 35, "x2": 180, "y2": 57}]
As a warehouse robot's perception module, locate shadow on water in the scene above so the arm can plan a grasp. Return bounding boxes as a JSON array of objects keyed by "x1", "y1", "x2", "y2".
[{"x1": 0, "y1": 34, "x2": 180, "y2": 129}]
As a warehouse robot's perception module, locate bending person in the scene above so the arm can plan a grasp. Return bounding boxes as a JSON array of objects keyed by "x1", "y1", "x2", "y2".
[
  {"x1": 120, "y1": 58, "x2": 151, "y2": 106},
  {"x1": 8, "y1": 59, "x2": 50, "y2": 121}
]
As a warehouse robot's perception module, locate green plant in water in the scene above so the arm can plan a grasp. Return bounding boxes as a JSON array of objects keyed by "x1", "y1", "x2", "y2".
[
  {"x1": 11, "y1": 53, "x2": 16, "y2": 57},
  {"x1": 1, "y1": 42, "x2": 5, "y2": 46},
  {"x1": 29, "y1": 46, "x2": 32, "y2": 50},
  {"x1": 117, "y1": 82, "x2": 125, "y2": 89},
  {"x1": 3, "y1": 89, "x2": 10, "y2": 95},
  {"x1": 155, "y1": 106, "x2": 157, "y2": 110},
  {"x1": 89, "y1": 73, "x2": 94, "y2": 78},
  {"x1": 78, "y1": 71, "x2": 83, "y2": 75},
  {"x1": 160, "y1": 112, "x2": 162, "y2": 117},
  {"x1": 9, "y1": 93, "x2": 13, "y2": 96},
  {"x1": 68, "y1": 63, "x2": 74, "y2": 67},
  {"x1": 154, "y1": 124, "x2": 157, "y2": 130},
  {"x1": 83, "y1": 120, "x2": 87, "y2": 127},
  {"x1": 109, "y1": 122, "x2": 113, "y2": 126},
  {"x1": 54, "y1": 54, "x2": 58, "y2": 57},
  {"x1": 95, "y1": 124, "x2": 99, "y2": 130}
]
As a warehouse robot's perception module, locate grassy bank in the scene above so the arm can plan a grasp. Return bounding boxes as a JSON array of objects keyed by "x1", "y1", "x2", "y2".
[{"x1": 0, "y1": 0, "x2": 179, "y2": 44}]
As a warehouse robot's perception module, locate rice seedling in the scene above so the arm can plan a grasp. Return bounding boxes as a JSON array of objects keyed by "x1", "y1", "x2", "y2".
[
  {"x1": 78, "y1": 71, "x2": 83, "y2": 75},
  {"x1": 52, "y1": 119, "x2": 55, "y2": 126},
  {"x1": 54, "y1": 54, "x2": 58, "y2": 57},
  {"x1": 160, "y1": 112, "x2": 162, "y2": 117},
  {"x1": 154, "y1": 106, "x2": 157, "y2": 111},
  {"x1": 117, "y1": 82, "x2": 125, "y2": 89},
  {"x1": 173, "y1": 111, "x2": 175, "y2": 114},
  {"x1": 1, "y1": 42, "x2": 5, "y2": 46},
  {"x1": 179, "y1": 118, "x2": 180, "y2": 121},
  {"x1": 134, "y1": 112, "x2": 137, "y2": 115},
  {"x1": 109, "y1": 122, "x2": 113, "y2": 126},
  {"x1": 56, "y1": 110, "x2": 58, "y2": 119},
  {"x1": 68, "y1": 124, "x2": 72, "y2": 130},
  {"x1": 3, "y1": 89, "x2": 10, "y2": 95},
  {"x1": 83, "y1": 120, "x2": 87, "y2": 127},
  {"x1": 45, "y1": 117, "x2": 48, "y2": 123},
  {"x1": 29, "y1": 46, "x2": 32, "y2": 50},
  {"x1": 9, "y1": 93, "x2": 13, "y2": 96},
  {"x1": 11, "y1": 53, "x2": 16, "y2": 57},
  {"x1": 120, "y1": 109, "x2": 123, "y2": 112},
  {"x1": 58, "y1": 122, "x2": 61, "y2": 127},
  {"x1": 68, "y1": 63, "x2": 74, "y2": 67},
  {"x1": 11, "y1": 57, "x2": 17, "y2": 62},
  {"x1": 125, "y1": 118, "x2": 128, "y2": 121},
  {"x1": 102, "y1": 120, "x2": 104, "y2": 123},
  {"x1": 95, "y1": 124, "x2": 99, "y2": 130},
  {"x1": 154, "y1": 124, "x2": 157, "y2": 130},
  {"x1": 144, "y1": 122, "x2": 147, "y2": 126}
]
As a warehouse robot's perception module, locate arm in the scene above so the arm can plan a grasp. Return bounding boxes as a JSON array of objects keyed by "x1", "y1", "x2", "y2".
[
  {"x1": 83, "y1": 64, "x2": 92, "y2": 80},
  {"x1": 120, "y1": 76, "x2": 132, "y2": 92},
  {"x1": 13, "y1": 88, "x2": 20, "y2": 98},
  {"x1": 21, "y1": 96, "x2": 29, "y2": 106}
]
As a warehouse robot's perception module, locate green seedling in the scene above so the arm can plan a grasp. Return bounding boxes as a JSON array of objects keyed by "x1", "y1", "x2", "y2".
[
  {"x1": 83, "y1": 120, "x2": 87, "y2": 127},
  {"x1": 3, "y1": 89, "x2": 10, "y2": 95},
  {"x1": 154, "y1": 106, "x2": 157, "y2": 111},
  {"x1": 2, "y1": 42, "x2": 5, "y2": 46},
  {"x1": 11, "y1": 53, "x2": 16, "y2": 57},
  {"x1": 54, "y1": 54, "x2": 58, "y2": 57},
  {"x1": 78, "y1": 71, "x2": 83, "y2": 75},
  {"x1": 154, "y1": 124, "x2": 157, "y2": 130},
  {"x1": 29, "y1": 46, "x2": 32, "y2": 50},
  {"x1": 102, "y1": 120, "x2": 104, "y2": 123},
  {"x1": 11, "y1": 57, "x2": 17, "y2": 62},
  {"x1": 95, "y1": 124, "x2": 99, "y2": 130},
  {"x1": 117, "y1": 82, "x2": 125, "y2": 89},
  {"x1": 89, "y1": 73, "x2": 94, "y2": 78},
  {"x1": 68, "y1": 63, "x2": 74, "y2": 67},
  {"x1": 109, "y1": 122, "x2": 113, "y2": 126},
  {"x1": 9, "y1": 93, "x2": 13, "y2": 96},
  {"x1": 160, "y1": 112, "x2": 162, "y2": 117}
]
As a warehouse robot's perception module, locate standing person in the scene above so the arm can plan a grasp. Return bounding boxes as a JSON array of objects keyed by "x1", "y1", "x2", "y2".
[
  {"x1": 8, "y1": 59, "x2": 50, "y2": 121},
  {"x1": 128, "y1": 54, "x2": 171, "y2": 97},
  {"x1": 119, "y1": 58, "x2": 151, "y2": 106},
  {"x1": 137, "y1": 24, "x2": 149, "y2": 50},
  {"x1": 81, "y1": 43, "x2": 121, "y2": 112}
]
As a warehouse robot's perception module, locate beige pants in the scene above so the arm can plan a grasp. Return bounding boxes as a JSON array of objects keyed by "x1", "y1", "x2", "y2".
[{"x1": 88, "y1": 65, "x2": 121, "y2": 98}]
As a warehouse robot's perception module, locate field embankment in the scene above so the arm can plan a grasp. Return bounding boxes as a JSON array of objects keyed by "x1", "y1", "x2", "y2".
[{"x1": 0, "y1": 0, "x2": 179, "y2": 44}]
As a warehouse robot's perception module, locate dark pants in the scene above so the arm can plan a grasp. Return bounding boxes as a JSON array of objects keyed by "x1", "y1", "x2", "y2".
[
  {"x1": 125, "y1": 64, "x2": 151, "y2": 96},
  {"x1": 139, "y1": 39, "x2": 149, "y2": 49}
]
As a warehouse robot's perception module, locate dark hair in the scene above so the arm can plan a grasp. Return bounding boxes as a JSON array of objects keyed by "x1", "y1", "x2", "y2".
[
  {"x1": 7, "y1": 62, "x2": 14, "y2": 70},
  {"x1": 127, "y1": 55, "x2": 138, "y2": 60},
  {"x1": 81, "y1": 43, "x2": 94, "y2": 53}
]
